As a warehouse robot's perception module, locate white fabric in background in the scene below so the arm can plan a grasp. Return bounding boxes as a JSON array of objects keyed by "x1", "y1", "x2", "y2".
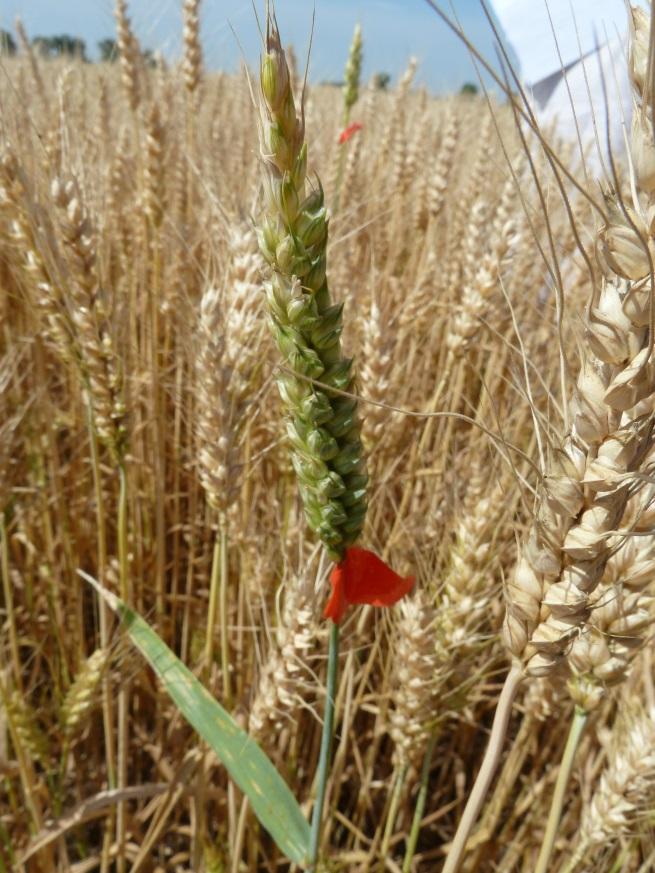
[
  {"x1": 492, "y1": 0, "x2": 627, "y2": 85},
  {"x1": 490, "y1": 0, "x2": 632, "y2": 165},
  {"x1": 535, "y1": 37, "x2": 632, "y2": 166}
]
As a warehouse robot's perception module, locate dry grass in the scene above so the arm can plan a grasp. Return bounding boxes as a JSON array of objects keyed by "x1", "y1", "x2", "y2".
[{"x1": 0, "y1": 8, "x2": 654, "y2": 873}]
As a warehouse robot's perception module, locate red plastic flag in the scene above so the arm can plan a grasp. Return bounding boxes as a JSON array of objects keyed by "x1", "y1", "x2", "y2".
[
  {"x1": 323, "y1": 547, "x2": 415, "y2": 624},
  {"x1": 338, "y1": 121, "x2": 363, "y2": 145}
]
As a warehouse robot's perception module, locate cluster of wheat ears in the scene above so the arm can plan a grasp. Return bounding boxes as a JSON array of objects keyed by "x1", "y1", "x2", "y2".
[{"x1": 3, "y1": 1, "x2": 655, "y2": 871}]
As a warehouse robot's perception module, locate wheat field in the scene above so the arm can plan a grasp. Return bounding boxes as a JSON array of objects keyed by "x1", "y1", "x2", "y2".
[{"x1": 2, "y1": 2, "x2": 655, "y2": 872}]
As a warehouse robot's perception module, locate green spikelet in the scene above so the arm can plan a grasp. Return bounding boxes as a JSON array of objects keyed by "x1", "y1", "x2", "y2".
[
  {"x1": 61, "y1": 647, "x2": 108, "y2": 737},
  {"x1": 204, "y1": 841, "x2": 227, "y2": 873},
  {"x1": 6, "y1": 689, "x2": 50, "y2": 766},
  {"x1": 258, "y1": 21, "x2": 368, "y2": 560},
  {"x1": 342, "y1": 24, "x2": 363, "y2": 124}
]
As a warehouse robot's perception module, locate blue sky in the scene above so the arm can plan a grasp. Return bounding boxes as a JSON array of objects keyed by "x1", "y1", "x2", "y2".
[{"x1": 1, "y1": 1, "x2": 507, "y2": 92}]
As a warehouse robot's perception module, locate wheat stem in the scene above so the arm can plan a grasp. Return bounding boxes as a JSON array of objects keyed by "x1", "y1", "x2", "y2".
[
  {"x1": 219, "y1": 517, "x2": 231, "y2": 706},
  {"x1": 203, "y1": 528, "x2": 221, "y2": 679},
  {"x1": 150, "y1": 234, "x2": 166, "y2": 623},
  {"x1": 309, "y1": 620, "x2": 339, "y2": 871},
  {"x1": 86, "y1": 401, "x2": 116, "y2": 789},
  {"x1": 379, "y1": 762, "x2": 408, "y2": 868},
  {"x1": 116, "y1": 459, "x2": 130, "y2": 873},
  {"x1": 0, "y1": 513, "x2": 21, "y2": 691},
  {"x1": 443, "y1": 663, "x2": 523, "y2": 873},
  {"x1": 402, "y1": 731, "x2": 437, "y2": 873},
  {"x1": 561, "y1": 842, "x2": 588, "y2": 873},
  {"x1": 535, "y1": 707, "x2": 588, "y2": 873},
  {"x1": 86, "y1": 402, "x2": 117, "y2": 873},
  {"x1": 231, "y1": 795, "x2": 250, "y2": 873}
]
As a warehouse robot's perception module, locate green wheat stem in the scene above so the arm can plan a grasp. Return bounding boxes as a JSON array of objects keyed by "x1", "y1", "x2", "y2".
[
  {"x1": 116, "y1": 457, "x2": 130, "y2": 873},
  {"x1": 219, "y1": 517, "x2": 231, "y2": 707},
  {"x1": 204, "y1": 528, "x2": 221, "y2": 679},
  {"x1": 309, "y1": 620, "x2": 340, "y2": 870},
  {"x1": 535, "y1": 707, "x2": 588, "y2": 873},
  {"x1": 380, "y1": 762, "x2": 408, "y2": 868},
  {"x1": 402, "y1": 731, "x2": 437, "y2": 873},
  {"x1": 0, "y1": 512, "x2": 21, "y2": 692},
  {"x1": 332, "y1": 144, "x2": 348, "y2": 215},
  {"x1": 86, "y1": 400, "x2": 117, "y2": 792},
  {"x1": 117, "y1": 460, "x2": 129, "y2": 603}
]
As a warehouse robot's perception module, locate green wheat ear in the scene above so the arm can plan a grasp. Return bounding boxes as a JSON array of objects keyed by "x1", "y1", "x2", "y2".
[
  {"x1": 343, "y1": 23, "x2": 363, "y2": 124},
  {"x1": 257, "y1": 21, "x2": 368, "y2": 561}
]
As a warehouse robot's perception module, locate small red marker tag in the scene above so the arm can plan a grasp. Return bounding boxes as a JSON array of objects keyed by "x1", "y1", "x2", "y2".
[
  {"x1": 338, "y1": 121, "x2": 363, "y2": 145},
  {"x1": 323, "y1": 547, "x2": 414, "y2": 623}
]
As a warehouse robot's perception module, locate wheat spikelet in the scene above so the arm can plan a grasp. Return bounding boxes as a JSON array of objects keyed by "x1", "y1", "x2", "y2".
[
  {"x1": 377, "y1": 59, "x2": 417, "y2": 182},
  {"x1": 5, "y1": 689, "x2": 49, "y2": 766},
  {"x1": 447, "y1": 174, "x2": 520, "y2": 355},
  {"x1": 431, "y1": 475, "x2": 511, "y2": 715},
  {"x1": 567, "y1": 581, "x2": 655, "y2": 711},
  {"x1": 412, "y1": 114, "x2": 437, "y2": 232},
  {"x1": 521, "y1": 677, "x2": 565, "y2": 723},
  {"x1": 115, "y1": 0, "x2": 141, "y2": 112},
  {"x1": 93, "y1": 76, "x2": 111, "y2": 149},
  {"x1": 389, "y1": 116, "x2": 409, "y2": 199},
  {"x1": 388, "y1": 588, "x2": 439, "y2": 769},
  {"x1": 182, "y1": 0, "x2": 203, "y2": 97},
  {"x1": 195, "y1": 226, "x2": 264, "y2": 515},
  {"x1": 428, "y1": 107, "x2": 458, "y2": 222},
  {"x1": 340, "y1": 122, "x2": 363, "y2": 204},
  {"x1": 257, "y1": 22, "x2": 368, "y2": 559},
  {"x1": 360, "y1": 296, "x2": 392, "y2": 451},
  {"x1": 14, "y1": 18, "x2": 47, "y2": 115},
  {"x1": 0, "y1": 355, "x2": 24, "y2": 510},
  {"x1": 106, "y1": 126, "x2": 131, "y2": 225},
  {"x1": 566, "y1": 464, "x2": 655, "y2": 710},
  {"x1": 203, "y1": 842, "x2": 227, "y2": 873},
  {"x1": 449, "y1": 115, "x2": 491, "y2": 237},
  {"x1": 503, "y1": 424, "x2": 639, "y2": 679},
  {"x1": 361, "y1": 78, "x2": 378, "y2": 133},
  {"x1": 248, "y1": 582, "x2": 318, "y2": 741},
  {"x1": 398, "y1": 252, "x2": 438, "y2": 335},
  {"x1": 443, "y1": 477, "x2": 506, "y2": 625},
  {"x1": 397, "y1": 57, "x2": 418, "y2": 99},
  {"x1": 61, "y1": 648, "x2": 109, "y2": 737},
  {"x1": 225, "y1": 227, "x2": 265, "y2": 358},
  {"x1": 342, "y1": 23, "x2": 363, "y2": 124},
  {"x1": 143, "y1": 102, "x2": 165, "y2": 228},
  {"x1": 50, "y1": 174, "x2": 126, "y2": 454},
  {"x1": 57, "y1": 64, "x2": 74, "y2": 122},
  {"x1": 401, "y1": 111, "x2": 428, "y2": 198},
  {"x1": 576, "y1": 705, "x2": 655, "y2": 855},
  {"x1": 195, "y1": 286, "x2": 238, "y2": 514},
  {"x1": 50, "y1": 176, "x2": 97, "y2": 298},
  {"x1": 0, "y1": 150, "x2": 75, "y2": 360},
  {"x1": 503, "y1": 7, "x2": 655, "y2": 678}
]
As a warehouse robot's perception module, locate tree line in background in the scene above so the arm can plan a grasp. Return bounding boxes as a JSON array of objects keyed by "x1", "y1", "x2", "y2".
[
  {"x1": 0, "y1": 26, "x2": 478, "y2": 93},
  {"x1": 0, "y1": 28, "x2": 151, "y2": 64}
]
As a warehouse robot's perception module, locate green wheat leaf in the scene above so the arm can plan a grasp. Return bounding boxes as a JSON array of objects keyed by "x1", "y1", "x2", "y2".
[{"x1": 83, "y1": 572, "x2": 310, "y2": 866}]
